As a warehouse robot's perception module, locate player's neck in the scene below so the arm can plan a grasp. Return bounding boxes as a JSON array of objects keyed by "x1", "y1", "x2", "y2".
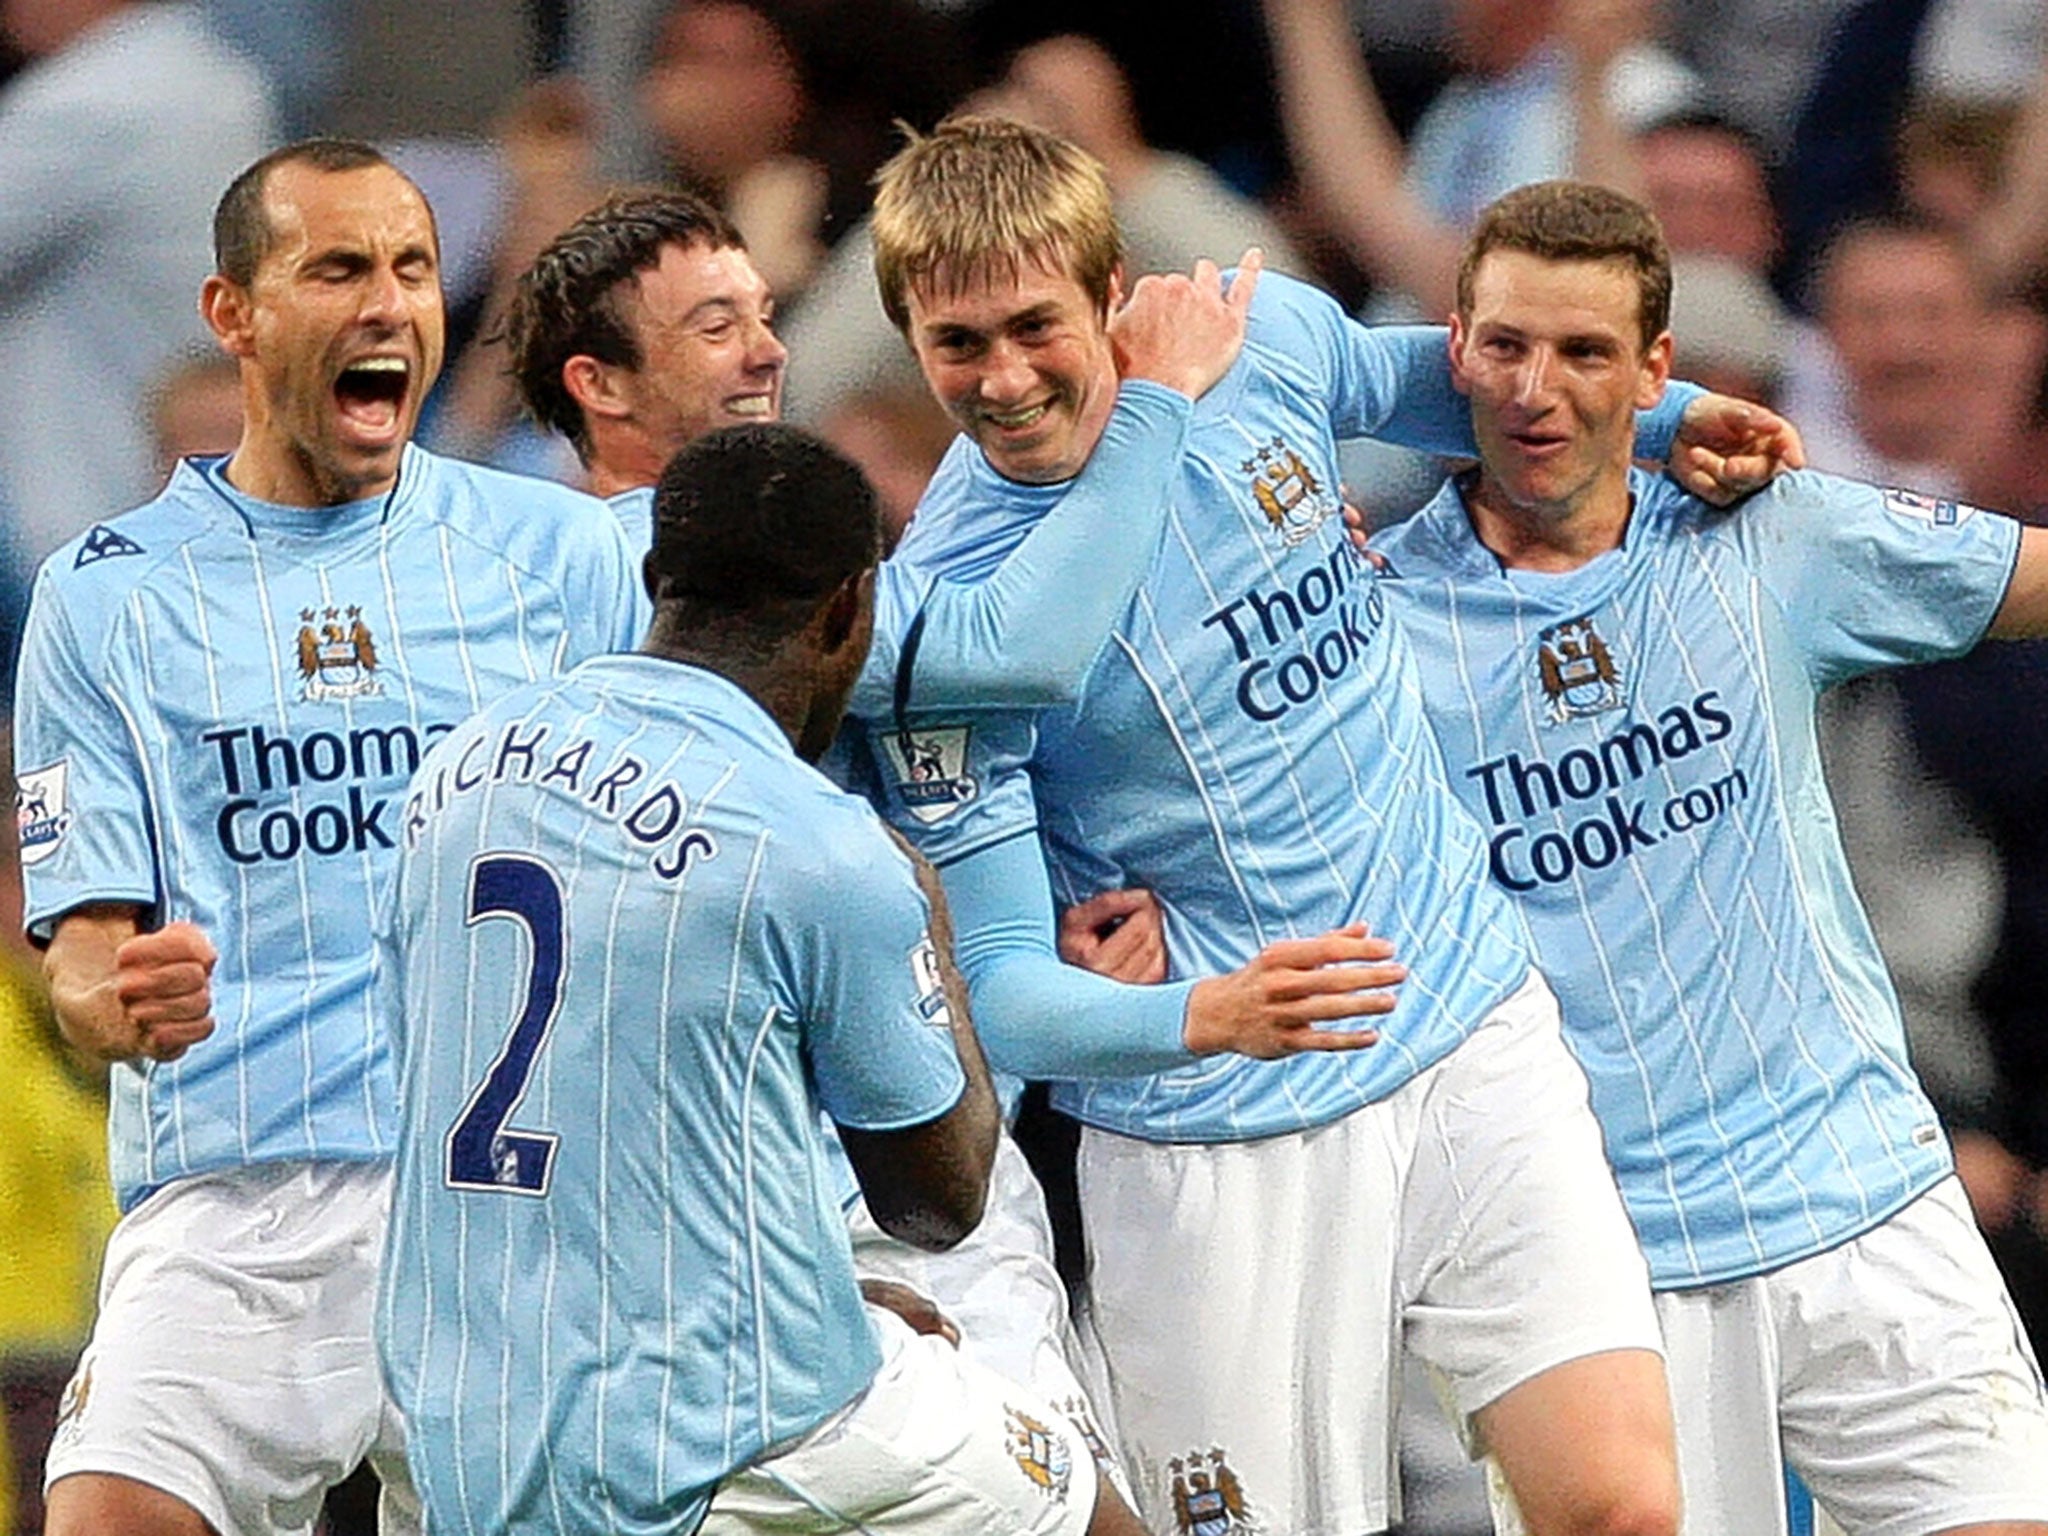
[
  {"x1": 1462, "y1": 468, "x2": 1633, "y2": 574},
  {"x1": 223, "y1": 437, "x2": 396, "y2": 509},
  {"x1": 585, "y1": 426, "x2": 667, "y2": 500},
  {"x1": 643, "y1": 618, "x2": 824, "y2": 759}
]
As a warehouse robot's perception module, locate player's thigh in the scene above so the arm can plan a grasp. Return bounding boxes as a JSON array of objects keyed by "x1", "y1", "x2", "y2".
[
  {"x1": 1775, "y1": 1179, "x2": 2048, "y2": 1536},
  {"x1": 1651, "y1": 1280, "x2": 1796, "y2": 1536},
  {"x1": 1076, "y1": 1112, "x2": 1408, "y2": 1536},
  {"x1": 702, "y1": 1314, "x2": 1098, "y2": 1536},
  {"x1": 45, "y1": 1161, "x2": 397, "y2": 1536},
  {"x1": 1401, "y1": 976, "x2": 1672, "y2": 1523}
]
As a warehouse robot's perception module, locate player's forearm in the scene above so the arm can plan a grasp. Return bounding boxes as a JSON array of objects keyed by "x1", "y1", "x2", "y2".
[
  {"x1": 1263, "y1": 0, "x2": 1462, "y2": 314},
  {"x1": 914, "y1": 382, "x2": 1192, "y2": 707},
  {"x1": 970, "y1": 950, "x2": 1199, "y2": 1079}
]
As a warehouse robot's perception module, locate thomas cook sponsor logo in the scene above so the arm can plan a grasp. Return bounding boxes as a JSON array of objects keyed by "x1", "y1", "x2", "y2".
[
  {"x1": 1201, "y1": 543, "x2": 1385, "y2": 723},
  {"x1": 1881, "y1": 487, "x2": 1973, "y2": 527},
  {"x1": 1465, "y1": 691, "x2": 1752, "y2": 890},
  {"x1": 1005, "y1": 1405, "x2": 1074, "y2": 1501},
  {"x1": 878, "y1": 726, "x2": 979, "y2": 824},
  {"x1": 1537, "y1": 613, "x2": 1625, "y2": 725},
  {"x1": 1243, "y1": 435, "x2": 1336, "y2": 548},
  {"x1": 201, "y1": 720, "x2": 454, "y2": 865},
  {"x1": 1169, "y1": 1448, "x2": 1257, "y2": 1536},
  {"x1": 296, "y1": 605, "x2": 383, "y2": 703},
  {"x1": 15, "y1": 761, "x2": 74, "y2": 867}
]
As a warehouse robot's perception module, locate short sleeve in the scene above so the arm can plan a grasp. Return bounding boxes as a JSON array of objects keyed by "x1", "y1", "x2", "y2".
[
  {"x1": 1738, "y1": 472, "x2": 2022, "y2": 689},
  {"x1": 778, "y1": 808, "x2": 966, "y2": 1132},
  {"x1": 15, "y1": 568, "x2": 159, "y2": 941}
]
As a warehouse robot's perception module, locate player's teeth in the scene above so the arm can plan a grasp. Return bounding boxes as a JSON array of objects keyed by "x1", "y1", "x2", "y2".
[
  {"x1": 989, "y1": 405, "x2": 1046, "y2": 428},
  {"x1": 349, "y1": 358, "x2": 408, "y2": 374},
  {"x1": 729, "y1": 397, "x2": 772, "y2": 416}
]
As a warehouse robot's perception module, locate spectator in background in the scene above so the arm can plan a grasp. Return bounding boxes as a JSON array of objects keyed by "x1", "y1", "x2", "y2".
[
  {"x1": 0, "y1": 0, "x2": 275, "y2": 564},
  {"x1": 1793, "y1": 219, "x2": 2039, "y2": 493},
  {"x1": 1636, "y1": 112, "x2": 1781, "y2": 275},
  {"x1": 817, "y1": 385, "x2": 957, "y2": 546},
  {"x1": 1262, "y1": 0, "x2": 1693, "y2": 319},
  {"x1": 145, "y1": 352, "x2": 243, "y2": 485}
]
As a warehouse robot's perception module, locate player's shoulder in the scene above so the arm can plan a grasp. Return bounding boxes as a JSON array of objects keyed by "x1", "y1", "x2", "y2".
[
  {"x1": 33, "y1": 463, "x2": 225, "y2": 613},
  {"x1": 1371, "y1": 476, "x2": 1479, "y2": 580},
  {"x1": 399, "y1": 447, "x2": 627, "y2": 570}
]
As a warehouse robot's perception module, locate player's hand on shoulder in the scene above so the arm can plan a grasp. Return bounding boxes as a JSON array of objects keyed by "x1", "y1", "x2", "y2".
[
  {"x1": 1059, "y1": 888, "x2": 1168, "y2": 985},
  {"x1": 1183, "y1": 923, "x2": 1402, "y2": 1059},
  {"x1": 1110, "y1": 248, "x2": 1265, "y2": 402},
  {"x1": 1671, "y1": 394, "x2": 1807, "y2": 506}
]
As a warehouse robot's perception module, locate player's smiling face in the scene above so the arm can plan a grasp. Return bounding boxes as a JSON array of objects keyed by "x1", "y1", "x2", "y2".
[
  {"x1": 213, "y1": 161, "x2": 445, "y2": 506},
  {"x1": 1451, "y1": 250, "x2": 1671, "y2": 523},
  {"x1": 617, "y1": 240, "x2": 786, "y2": 452},
  {"x1": 904, "y1": 258, "x2": 1122, "y2": 485}
]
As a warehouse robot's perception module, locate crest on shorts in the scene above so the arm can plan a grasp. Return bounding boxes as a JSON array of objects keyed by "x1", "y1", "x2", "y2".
[
  {"x1": 53, "y1": 1361, "x2": 92, "y2": 1446},
  {"x1": 15, "y1": 760, "x2": 73, "y2": 867},
  {"x1": 1169, "y1": 1448, "x2": 1256, "y2": 1536},
  {"x1": 877, "y1": 725, "x2": 978, "y2": 825},
  {"x1": 1055, "y1": 1394, "x2": 1118, "y2": 1477},
  {"x1": 1536, "y1": 613, "x2": 1625, "y2": 725},
  {"x1": 1243, "y1": 436, "x2": 1335, "y2": 548},
  {"x1": 295, "y1": 604, "x2": 383, "y2": 703},
  {"x1": 1005, "y1": 1405, "x2": 1074, "y2": 1501}
]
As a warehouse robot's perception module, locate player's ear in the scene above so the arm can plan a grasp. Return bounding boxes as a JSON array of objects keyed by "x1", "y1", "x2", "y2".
[
  {"x1": 563, "y1": 355, "x2": 632, "y2": 422},
  {"x1": 816, "y1": 567, "x2": 873, "y2": 657},
  {"x1": 1447, "y1": 311, "x2": 1474, "y2": 397},
  {"x1": 1636, "y1": 329, "x2": 1675, "y2": 409},
  {"x1": 201, "y1": 275, "x2": 256, "y2": 358}
]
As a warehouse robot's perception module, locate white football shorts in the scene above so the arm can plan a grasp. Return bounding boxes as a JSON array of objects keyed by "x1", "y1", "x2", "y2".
[
  {"x1": 1076, "y1": 969, "x2": 1659, "y2": 1536},
  {"x1": 1657, "y1": 1175, "x2": 2048, "y2": 1536},
  {"x1": 45, "y1": 1159, "x2": 418, "y2": 1536}
]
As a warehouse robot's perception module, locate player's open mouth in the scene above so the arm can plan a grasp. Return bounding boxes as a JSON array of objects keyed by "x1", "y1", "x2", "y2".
[
  {"x1": 334, "y1": 357, "x2": 411, "y2": 440},
  {"x1": 725, "y1": 394, "x2": 774, "y2": 418}
]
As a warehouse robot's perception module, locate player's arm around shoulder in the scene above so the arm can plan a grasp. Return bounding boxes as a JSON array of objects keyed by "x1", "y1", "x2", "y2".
[
  {"x1": 803, "y1": 810, "x2": 999, "y2": 1251},
  {"x1": 44, "y1": 903, "x2": 216, "y2": 1065}
]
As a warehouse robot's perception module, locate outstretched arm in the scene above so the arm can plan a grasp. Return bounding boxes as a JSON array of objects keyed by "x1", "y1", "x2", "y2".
[{"x1": 939, "y1": 832, "x2": 1399, "y2": 1079}]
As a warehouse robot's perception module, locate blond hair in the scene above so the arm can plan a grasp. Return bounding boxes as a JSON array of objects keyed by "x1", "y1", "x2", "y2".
[{"x1": 871, "y1": 115, "x2": 1123, "y2": 331}]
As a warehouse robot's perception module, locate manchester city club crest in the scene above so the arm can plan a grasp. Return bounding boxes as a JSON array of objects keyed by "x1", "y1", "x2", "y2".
[
  {"x1": 1243, "y1": 436, "x2": 1336, "y2": 548},
  {"x1": 296, "y1": 604, "x2": 383, "y2": 702},
  {"x1": 1169, "y1": 1448, "x2": 1257, "y2": 1536},
  {"x1": 15, "y1": 760, "x2": 74, "y2": 867},
  {"x1": 1536, "y1": 613, "x2": 1626, "y2": 725},
  {"x1": 1005, "y1": 1405, "x2": 1074, "y2": 1501},
  {"x1": 877, "y1": 725, "x2": 978, "y2": 825}
]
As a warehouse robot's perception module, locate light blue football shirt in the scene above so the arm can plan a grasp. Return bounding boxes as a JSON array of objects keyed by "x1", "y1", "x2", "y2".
[
  {"x1": 1375, "y1": 467, "x2": 2020, "y2": 1286},
  {"x1": 608, "y1": 380, "x2": 1198, "y2": 716},
  {"x1": 855, "y1": 274, "x2": 1658, "y2": 1142},
  {"x1": 13, "y1": 446, "x2": 642, "y2": 1210},
  {"x1": 375, "y1": 654, "x2": 967, "y2": 1536}
]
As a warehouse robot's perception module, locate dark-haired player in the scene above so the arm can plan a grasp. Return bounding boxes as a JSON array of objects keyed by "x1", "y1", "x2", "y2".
[
  {"x1": 377, "y1": 423, "x2": 1147, "y2": 1536},
  {"x1": 19, "y1": 139, "x2": 641, "y2": 1536}
]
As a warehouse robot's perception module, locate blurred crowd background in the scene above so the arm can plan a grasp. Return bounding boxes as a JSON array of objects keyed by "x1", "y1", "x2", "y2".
[{"x1": 4, "y1": 0, "x2": 2048, "y2": 1530}]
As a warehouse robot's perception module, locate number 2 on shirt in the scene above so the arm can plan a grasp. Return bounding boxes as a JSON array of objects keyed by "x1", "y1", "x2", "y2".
[{"x1": 445, "y1": 853, "x2": 565, "y2": 1196}]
